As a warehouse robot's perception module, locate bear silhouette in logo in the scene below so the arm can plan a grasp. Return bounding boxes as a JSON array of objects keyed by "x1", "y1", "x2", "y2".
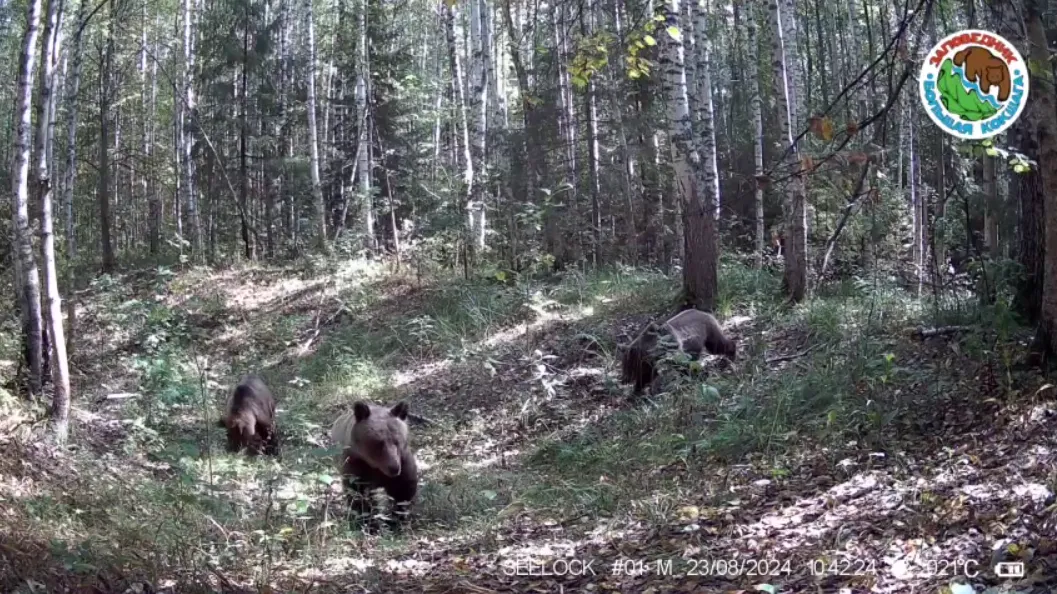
[{"x1": 953, "y1": 46, "x2": 1011, "y2": 102}]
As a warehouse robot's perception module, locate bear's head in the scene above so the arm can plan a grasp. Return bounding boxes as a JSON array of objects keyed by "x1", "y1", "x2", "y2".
[
  {"x1": 217, "y1": 415, "x2": 268, "y2": 454},
  {"x1": 349, "y1": 401, "x2": 410, "y2": 477}
]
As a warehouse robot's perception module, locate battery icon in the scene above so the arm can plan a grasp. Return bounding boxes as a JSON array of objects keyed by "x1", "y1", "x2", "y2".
[{"x1": 995, "y1": 562, "x2": 1025, "y2": 578}]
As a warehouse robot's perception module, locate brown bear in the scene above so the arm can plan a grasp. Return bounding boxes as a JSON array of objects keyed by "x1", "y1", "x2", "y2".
[
  {"x1": 216, "y1": 375, "x2": 280, "y2": 456},
  {"x1": 330, "y1": 401, "x2": 419, "y2": 530},
  {"x1": 620, "y1": 309, "x2": 736, "y2": 395},
  {"x1": 953, "y1": 46, "x2": 1011, "y2": 102}
]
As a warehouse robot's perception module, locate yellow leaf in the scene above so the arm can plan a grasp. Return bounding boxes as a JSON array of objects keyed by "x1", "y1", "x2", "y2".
[
  {"x1": 821, "y1": 117, "x2": 834, "y2": 141},
  {"x1": 676, "y1": 505, "x2": 700, "y2": 521},
  {"x1": 666, "y1": 26, "x2": 682, "y2": 41},
  {"x1": 809, "y1": 115, "x2": 822, "y2": 137},
  {"x1": 643, "y1": 34, "x2": 657, "y2": 46}
]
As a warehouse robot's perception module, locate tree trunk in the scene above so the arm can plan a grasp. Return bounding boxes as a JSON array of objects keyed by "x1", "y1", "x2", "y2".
[
  {"x1": 34, "y1": 0, "x2": 71, "y2": 437},
  {"x1": 13, "y1": 0, "x2": 45, "y2": 397},
  {"x1": 583, "y1": 0, "x2": 602, "y2": 266},
  {"x1": 239, "y1": 1, "x2": 254, "y2": 260},
  {"x1": 1013, "y1": 110, "x2": 1042, "y2": 323},
  {"x1": 62, "y1": 0, "x2": 87, "y2": 358},
  {"x1": 769, "y1": 0, "x2": 808, "y2": 301},
  {"x1": 181, "y1": 0, "x2": 202, "y2": 259},
  {"x1": 98, "y1": 17, "x2": 115, "y2": 273},
  {"x1": 743, "y1": 0, "x2": 765, "y2": 267},
  {"x1": 1026, "y1": 0, "x2": 1057, "y2": 357},
  {"x1": 663, "y1": 0, "x2": 717, "y2": 311},
  {"x1": 306, "y1": 0, "x2": 329, "y2": 253},
  {"x1": 445, "y1": 2, "x2": 475, "y2": 266},
  {"x1": 356, "y1": 0, "x2": 375, "y2": 253}
]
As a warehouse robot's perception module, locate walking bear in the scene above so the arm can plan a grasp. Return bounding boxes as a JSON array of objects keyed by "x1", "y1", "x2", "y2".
[
  {"x1": 216, "y1": 375, "x2": 280, "y2": 456},
  {"x1": 620, "y1": 309, "x2": 736, "y2": 395},
  {"x1": 330, "y1": 401, "x2": 419, "y2": 530}
]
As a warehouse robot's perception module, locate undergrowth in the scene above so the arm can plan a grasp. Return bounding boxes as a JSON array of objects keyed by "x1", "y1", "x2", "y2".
[{"x1": 0, "y1": 257, "x2": 1030, "y2": 588}]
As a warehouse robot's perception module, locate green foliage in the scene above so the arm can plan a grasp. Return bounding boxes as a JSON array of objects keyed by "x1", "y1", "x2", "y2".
[
  {"x1": 568, "y1": 32, "x2": 612, "y2": 89},
  {"x1": 937, "y1": 59, "x2": 999, "y2": 122}
]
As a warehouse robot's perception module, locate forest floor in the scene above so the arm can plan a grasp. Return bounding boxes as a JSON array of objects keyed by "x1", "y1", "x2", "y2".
[{"x1": 0, "y1": 257, "x2": 1055, "y2": 594}]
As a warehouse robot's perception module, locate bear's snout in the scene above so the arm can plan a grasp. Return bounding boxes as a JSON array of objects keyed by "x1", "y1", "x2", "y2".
[
  {"x1": 379, "y1": 444, "x2": 403, "y2": 477},
  {"x1": 381, "y1": 460, "x2": 402, "y2": 477}
]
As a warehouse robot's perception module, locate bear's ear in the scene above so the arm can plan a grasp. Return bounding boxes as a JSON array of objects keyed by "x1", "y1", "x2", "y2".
[
  {"x1": 216, "y1": 418, "x2": 227, "y2": 428},
  {"x1": 353, "y1": 401, "x2": 372, "y2": 422},
  {"x1": 390, "y1": 401, "x2": 409, "y2": 420}
]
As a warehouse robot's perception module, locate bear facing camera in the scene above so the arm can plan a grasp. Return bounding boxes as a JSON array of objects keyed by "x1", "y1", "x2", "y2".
[
  {"x1": 331, "y1": 400, "x2": 420, "y2": 531},
  {"x1": 216, "y1": 375, "x2": 280, "y2": 457}
]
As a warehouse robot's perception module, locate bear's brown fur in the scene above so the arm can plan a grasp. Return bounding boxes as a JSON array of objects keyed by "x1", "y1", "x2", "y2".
[
  {"x1": 216, "y1": 375, "x2": 280, "y2": 456},
  {"x1": 620, "y1": 309, "x2": 736, "y2": 395},
  {"x1": 331, "y1": 401, "x2": 419, "y2": 529},
  {"x1": 953, "y1": 46, "x2": 1011, "y2": 102}
]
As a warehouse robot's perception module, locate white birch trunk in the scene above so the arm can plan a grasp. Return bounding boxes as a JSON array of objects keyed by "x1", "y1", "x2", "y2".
[
  {"x1": 745, "y1": 0, "x2": 765, "y2": 266},
  {"x1": 691, "y1": 0, "x2": 720, "y2": 222},
  {"x1": 768, "y1": 0, "x2": 808, "y2": 300},
  {"x1": 12, "y1": 0, "x2": 45, "y2": 396},
  {"x1": 356, "y1": 0, "x2": 374, "y2": 251},
  {"x1": 181, "y1": 0, "x2": 202, "y2": 257},
  {"x1": 36, "y1": 0, "x2": 71, "y2": 441},
  {"x1": 305, "y1": 0, "x2": 328, "y2": 251},
  {"x1": 664, "y1": 0, "x2": 717, "y2": 309}
]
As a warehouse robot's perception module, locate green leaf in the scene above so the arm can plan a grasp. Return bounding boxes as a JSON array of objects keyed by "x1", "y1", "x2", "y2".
[
  {"x1": 984, "y1": 147, "x2": 998, "y2": 156},
  {"x1": 937, "y1": 59, "x2": 998, "y2": 122},
  {"x1": 643, "y1": 35, "x2": 657, "y2": 46},
  {"x1": 666, "y1": 26, "x2": 682, "y2": 41}
]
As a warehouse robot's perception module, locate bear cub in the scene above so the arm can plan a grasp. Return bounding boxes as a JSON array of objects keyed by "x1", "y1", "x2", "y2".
[
  {"x1": 331, "y1": 401, "x2": 419, "y2": 530},
  {"x1": 216, "y1": 375, "x2": 280, "y2": 456},
  {"x1": 621, "y1": 309, "x2": 736, "y2": 395}
]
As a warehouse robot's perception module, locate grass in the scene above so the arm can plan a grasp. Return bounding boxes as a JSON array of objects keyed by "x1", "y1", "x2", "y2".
[{"x1": 0, "y1": 256, "x2": 1035, "y2": 590}]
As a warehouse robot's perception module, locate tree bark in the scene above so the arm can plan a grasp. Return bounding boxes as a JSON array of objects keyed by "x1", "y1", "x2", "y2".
[
  {"x1": 663, "y1": 0, "x2": 717, "y2": 311},
  {"x1": 768, "y1": 0, "x2": 808, "y2": 301},
  {"x1": 306, "y1": 0, "x2": 329, "y2": 253},
  {"x1": 1025, "y1": 0, "x2": 1057, "y2": 357},
  {"x1": 12, "y1": 0, "x2": 46, "y2": 397}
]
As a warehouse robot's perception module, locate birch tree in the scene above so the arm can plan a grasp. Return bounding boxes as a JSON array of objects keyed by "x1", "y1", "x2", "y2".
[
  {"x1": 468, "y1": 0, "x2": 490, "y2": 252},
  {"x1": 306, "y1": 0, "x2": 329, "y2": 252},
  {"x1": 11, "y1": 0, "x2": 46, "y2": 397},
  {"x1": 663, "y1": 0, "x2": 717, "y2": 310},
  {"x1": 356, "y1": 0, "x2": 374, "y2": 252},
  {"x1": 62, "y1": 0, "x2": 88, "y2": 356},
  {"x1": 444, "y1": 1, "x2": 475, "y2": 263},
  {"x1": 35, "y1": 0, "x2": 71, "y2": 441},
  {"x1": 181, "y1": 0, "x2": 202, "y2": 258},
  {"x1": 768, "y1": 0, "x2": 808, "y2": 301},
  {"x1": 743, "y1": 0, "x2": 765, "y2": 266}
]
